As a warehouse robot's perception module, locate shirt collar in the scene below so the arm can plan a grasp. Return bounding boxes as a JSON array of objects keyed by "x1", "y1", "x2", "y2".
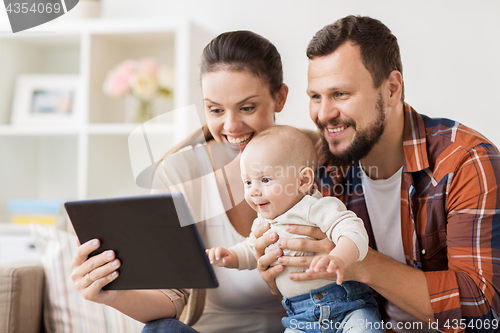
[{"x1": 402, "y1": 103, "x2": 430, "y2": 173}]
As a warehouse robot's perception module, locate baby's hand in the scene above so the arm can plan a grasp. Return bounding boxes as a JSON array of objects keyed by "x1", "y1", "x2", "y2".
[
  {"x1": 307, "y1": 254, "x2": 346, "y2": 285},
  {"x1": 205, "y1": 247, "x2": 238, "y2": 268}
]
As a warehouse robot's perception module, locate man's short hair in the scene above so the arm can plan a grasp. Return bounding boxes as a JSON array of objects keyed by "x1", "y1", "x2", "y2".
[{"x1": 307, "y1": 15, "x2": 404, "y2": 101}]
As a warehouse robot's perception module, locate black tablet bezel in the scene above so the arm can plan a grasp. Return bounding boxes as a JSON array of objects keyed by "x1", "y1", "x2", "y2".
[{"x1": 65, "y1": 193, "x2": 218, "y2": 290}]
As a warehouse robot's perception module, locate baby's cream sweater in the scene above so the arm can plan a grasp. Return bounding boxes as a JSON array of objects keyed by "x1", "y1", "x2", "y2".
[{"x1": 231, "y1": 190, "x2": 368, "y2": 298}]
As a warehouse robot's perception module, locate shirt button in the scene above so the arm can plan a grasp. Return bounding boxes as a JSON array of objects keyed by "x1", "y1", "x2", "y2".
[
  {"x1": 315, "y1": 293, "x2": 323, "y2": 300},
  {"x1": 421, "y1": 249, "x2": 426, "y2": 255}
]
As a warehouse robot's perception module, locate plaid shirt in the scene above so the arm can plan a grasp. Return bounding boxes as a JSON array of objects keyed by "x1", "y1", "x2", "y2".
[{"x1": 316, "y1": 103, "x2": 500, "y2": 332}]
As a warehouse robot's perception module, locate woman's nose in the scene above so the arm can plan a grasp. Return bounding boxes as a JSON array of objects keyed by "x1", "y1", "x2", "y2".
[{"x1": 223, "y1": 111, "x2": 243, "y2": 133}]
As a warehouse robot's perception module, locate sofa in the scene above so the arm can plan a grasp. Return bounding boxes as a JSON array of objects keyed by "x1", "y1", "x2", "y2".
[{"x1": 0, "y1": 262, "x2": 45, "y2": 333}]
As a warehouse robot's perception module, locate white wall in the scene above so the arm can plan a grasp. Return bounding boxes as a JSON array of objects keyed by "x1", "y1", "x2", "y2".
[{"x1": 107, "y1": 0, "x2": 498, "y2": 145}]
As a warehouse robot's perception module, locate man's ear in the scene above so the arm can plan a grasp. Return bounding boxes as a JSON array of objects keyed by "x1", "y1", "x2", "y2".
[
  {"x1": 299, "y1": 167, "x2": 315, "y2": 194},
  {"x1": 386, "y1": 70, "x2": 403, "y2": 107}
]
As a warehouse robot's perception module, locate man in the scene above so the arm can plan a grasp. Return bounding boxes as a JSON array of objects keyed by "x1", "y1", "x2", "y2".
[{"x1": 255, "y1": 15, "x2": 500, "y2": 333}]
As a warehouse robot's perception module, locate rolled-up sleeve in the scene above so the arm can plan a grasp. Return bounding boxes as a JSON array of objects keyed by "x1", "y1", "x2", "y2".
[{"x1": 159, "y1": 288, "x2": 191, "y2": 319}]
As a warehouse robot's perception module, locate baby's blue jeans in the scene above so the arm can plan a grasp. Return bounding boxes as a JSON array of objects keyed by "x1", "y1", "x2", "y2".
[
  {"x1": 282, "y1": 281, "x2": 384, "y2": 333},
  {"x1": 141, "y1": 318, "x2": 198, "y2": 333}
]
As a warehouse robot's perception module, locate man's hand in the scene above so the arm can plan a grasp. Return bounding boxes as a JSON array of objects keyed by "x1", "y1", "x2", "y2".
[
  {"x1": 276, "y1": 224, "x2": 334, "y2": 268},
  {"x1": 253, "y1": 223, "x2": 336, "y2": 297},
  {"x1": 276, "y1": 224, "x2": 341, "y2": 283}
]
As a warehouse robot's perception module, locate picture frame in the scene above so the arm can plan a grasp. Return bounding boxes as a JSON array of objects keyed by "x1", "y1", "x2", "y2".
[{"x1": 11, "y1": 74, "x2": 81, "y2": 125}]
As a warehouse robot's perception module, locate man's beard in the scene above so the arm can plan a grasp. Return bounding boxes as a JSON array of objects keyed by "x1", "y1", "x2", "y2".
[{"x1": 318, "y1": 94, "x2": 386, "y2": 167}]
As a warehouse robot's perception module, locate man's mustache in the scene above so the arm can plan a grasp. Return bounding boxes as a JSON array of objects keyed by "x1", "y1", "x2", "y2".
[{"x1": 316, "y1": 118, "x2": 356, "y2": 133}]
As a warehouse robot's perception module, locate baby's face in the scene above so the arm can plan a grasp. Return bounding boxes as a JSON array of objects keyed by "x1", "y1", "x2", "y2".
[{"x1": 240, "y1": 145, "x2": 304, "y2": 220}]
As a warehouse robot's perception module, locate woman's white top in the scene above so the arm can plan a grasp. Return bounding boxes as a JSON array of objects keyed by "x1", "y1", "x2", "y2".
[{"x1": 152, "y1": 144, "x2": 285, "y2": 333}]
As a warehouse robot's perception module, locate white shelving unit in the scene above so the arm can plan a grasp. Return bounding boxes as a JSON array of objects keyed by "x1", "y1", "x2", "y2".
[{"x1": 0, "y1": 19, "x2": 214, "y2": 223}]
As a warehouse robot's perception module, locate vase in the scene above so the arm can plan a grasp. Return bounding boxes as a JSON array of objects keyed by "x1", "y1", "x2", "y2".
[
  {"x1": 124, "y1": 96, "x2": 174, "y2": 123},
  {"x1": 135, "y1": 100, "x2": 154, "y2": 123}
]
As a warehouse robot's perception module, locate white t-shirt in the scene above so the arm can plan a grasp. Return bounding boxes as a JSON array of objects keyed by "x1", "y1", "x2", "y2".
[
  {"x1": 360, "y1": 164, "x2": 435, "y2": 333},
  {"x1": 153, "y1": 144, "x2": 285, "y2": 333},
  {"x1": 359, "y1": 163, "x2": 405, "y2": 264}
]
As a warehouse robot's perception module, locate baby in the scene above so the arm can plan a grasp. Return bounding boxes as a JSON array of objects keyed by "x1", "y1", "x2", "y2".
[{"x1": 206, "y1": 125, "x2": 383, "y2": 332}]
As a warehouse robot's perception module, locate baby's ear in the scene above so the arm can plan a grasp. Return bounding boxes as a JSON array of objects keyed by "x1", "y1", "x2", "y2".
[{"x1": 299, "y1": 167, "x2": 315, "y2": 194}]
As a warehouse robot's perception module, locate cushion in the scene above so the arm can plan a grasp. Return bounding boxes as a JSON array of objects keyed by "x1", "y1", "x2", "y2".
[
  {"x1": 0, "y1": 262, "x2": 44, "y2": 333},
  {"x1": 30, "y1": 223, "x2": 145, "y2": 333}
]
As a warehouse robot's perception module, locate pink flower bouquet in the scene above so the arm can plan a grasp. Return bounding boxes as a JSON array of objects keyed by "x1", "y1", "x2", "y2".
[{"x1": 103, "y1": 58, "x2": 174, "y2": 122}]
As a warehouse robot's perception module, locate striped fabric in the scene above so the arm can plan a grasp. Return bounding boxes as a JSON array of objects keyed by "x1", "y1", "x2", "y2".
[
  {"x1": 30, "y1": 224, "x2": 145, "y2": 333},
  {"x1": 316, "y1": 104, "x2": 500, "y2": 332}
]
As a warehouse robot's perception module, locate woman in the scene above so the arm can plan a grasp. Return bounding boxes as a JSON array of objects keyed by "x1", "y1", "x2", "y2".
[{"x1": 70, "y1": 30, "x2": 329, "y2": 333}]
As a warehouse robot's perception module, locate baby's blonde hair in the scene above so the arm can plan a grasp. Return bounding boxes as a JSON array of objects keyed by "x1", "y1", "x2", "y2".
[{"x1": 244, "y1": 125, "x2": 317, "y2": 171}]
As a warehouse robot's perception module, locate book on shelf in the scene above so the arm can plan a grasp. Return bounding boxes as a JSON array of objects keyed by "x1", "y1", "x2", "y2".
[{"x1": 8, "y1": 199, "x2": 64, "y2": 225}]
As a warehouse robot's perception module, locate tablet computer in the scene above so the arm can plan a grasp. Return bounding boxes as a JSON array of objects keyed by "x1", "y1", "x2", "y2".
[{"x1": 64, "y1": 193, "x2": 218, "y2": 290}]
